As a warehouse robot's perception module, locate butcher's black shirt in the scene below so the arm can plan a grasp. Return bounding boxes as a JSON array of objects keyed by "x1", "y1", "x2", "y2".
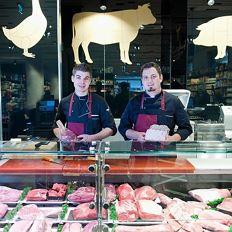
[
  {"x1": 53, "y1": 93, "x2": 117, "y2": 135},
  {"x1": 119, "y1": 91, "x2": 192, "y2": 140}
]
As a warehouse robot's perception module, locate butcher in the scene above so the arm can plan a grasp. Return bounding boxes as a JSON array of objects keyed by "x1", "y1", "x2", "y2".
[
  {"x1": 118, "y1": 62, "x2": 192, "y2": 141},
  {"x1": 53, "y1": 63, "x2": 117, "y2": 142}
]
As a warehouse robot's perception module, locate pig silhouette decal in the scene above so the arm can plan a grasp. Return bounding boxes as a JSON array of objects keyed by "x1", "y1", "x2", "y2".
[
  {"x1": 193, "y1": 16, "x2": 232, "y2": 59},
  {"x1": 72, "y1": 4, "x2": 156, "y2": 64}
]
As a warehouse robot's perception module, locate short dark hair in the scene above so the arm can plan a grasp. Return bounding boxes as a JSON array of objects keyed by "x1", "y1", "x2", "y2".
[
  {"x1": 72, "y1": 63, "x2": 92, "y2": 77},
  {"x1": 140, "y1": 62, "x2": 162, "y2": 76}
]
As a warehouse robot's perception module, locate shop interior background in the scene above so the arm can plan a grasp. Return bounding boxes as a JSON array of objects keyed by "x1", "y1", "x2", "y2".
[{"x1": 0, "y1": 0, "x2": 232, "y2": 140}]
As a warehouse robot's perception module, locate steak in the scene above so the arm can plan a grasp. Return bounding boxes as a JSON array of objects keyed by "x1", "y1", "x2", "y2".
[
  {"x1": 135, "y1": 186, "x2": 157, "y2": 201},
  {"x1": 136, "y1": 200, "x2": 164, "y2": 221},
  {"x1": 115, "y1": 200, "x2": 138, "y2": 222},
  {"x1": 189, "y1": 188, "x2": 231, "y2": 203},
  {"x1": 67, "y1": 186, "x2": 95, "y2": 203},
  {"x1": 117, "y1": 183, "x2": 135, "y2": 201},
  {"x1": 196, "y1": 220, "x2": 229, "y2": 231},
  {"x1": 26, "y1": 189, "x2": 48, "y2": 201}
]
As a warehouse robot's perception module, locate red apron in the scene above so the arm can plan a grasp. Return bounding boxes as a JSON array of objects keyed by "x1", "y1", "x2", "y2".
[
  {"x1": 135, "y1": 91, "x2": 165, "y2": 132},
  {"x1": 67, "y1": 92, "x2": 92, "y2": 136}
]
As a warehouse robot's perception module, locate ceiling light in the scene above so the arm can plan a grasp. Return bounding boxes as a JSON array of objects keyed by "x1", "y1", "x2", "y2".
[
  {"x1": 100, "y1": 0, "x2": 107, "y2": 11},
  {"x1": 208, "y1": 0, "x2": 215, "y2": 6}
]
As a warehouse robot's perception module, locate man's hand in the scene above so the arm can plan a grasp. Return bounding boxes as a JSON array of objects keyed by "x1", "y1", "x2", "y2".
[{"x1": 77, "y1": 134, "x2": 93, "y2": 142}]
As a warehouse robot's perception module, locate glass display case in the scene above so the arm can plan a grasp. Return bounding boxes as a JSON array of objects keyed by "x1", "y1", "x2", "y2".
[{"x1": 0, "y1": 140, "x2": 232, "y2": 231}]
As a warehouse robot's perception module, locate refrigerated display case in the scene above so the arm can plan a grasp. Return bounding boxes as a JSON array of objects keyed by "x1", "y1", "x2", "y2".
[{"x1": 0, "y1": 140, "x2": 232, "y2": 231}]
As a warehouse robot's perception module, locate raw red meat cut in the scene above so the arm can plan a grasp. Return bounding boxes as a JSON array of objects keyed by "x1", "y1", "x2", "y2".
[
  {"x1": 0, "y1": 186, "x2": 22, "y2": 202},
  {"x1": 9, "y1": 220, "x2": 33, "y2": 232},
  {"x1": 26, "y1": 189, "x2": 48, "y2": 201},
  {"x1": 217, "y1": 197, "x2": 232, "y2": 213},
  {"x1": 17, "y1": 204, "x2": 41, "y2": 220},
  {"x1": 134, "y1": 186, "x2": 157, "y2": 201},
  {"x1": 48, "y1": 183, "x2": 67, "y2": 199},
  {"x1": 105, "y1": 184, "x2": 116, "y2": 203},
  {"x1": 157, "y1": 193, "x2": 172, "y2": 206},
  {"x1": 62, "y1": 222, "x2": 83, "y2": 232},
  {"x1": 72, "y1": 202, "x2": 106, "y2": 220},
  {"x1": 136, "y1": 199, "x2": 164, "y2": 221},
  {"x1": 163, "y1": 209, "x2": 182, "y2": 231},
  {"x1": 188, "y1": 188, "x2": 231, "y2": 203},
  {"x1": 0, "y1": 203, "x2": 8, "y2": 219},
  {"x1": 117, "y1": 183, "x2": 135, "y2": 201},
  {"x1": 167, "y1": 198, "x2": 203, "y2": 225},
  {"x1": 181, "y1": 222, "x2": 203, "y2": 232},
  {"x1": 196, "y1": 220, "x2": 229, "y2": 231},
  {"x1": 198, "y1": 209, "x2": 232, "y2": 226},
  {"x1": 67, "y1": 186, "x2": 95, "y2": 203},
  {"x1": 83, "y1": 221, "x2": 98, "y2": 232},
  {"x1": 115, "y1": 200, "x2": 138, "y2": 222},
  {"x1": 115, "y1": 224, "x2": 174, "y2": 232}
]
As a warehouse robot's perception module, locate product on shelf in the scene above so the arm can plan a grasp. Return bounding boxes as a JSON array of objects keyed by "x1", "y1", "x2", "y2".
[
  {"x1": 115, "y1": 199, "x2": 138, "y2": 222},
  {"x1": 135, "y1": 186, "x2": 157, "y2": 201},
  {"x1": 217, "y1": 198, "x2": 232, "y2": 213},
  {"x1": 105, "y1": 184, "x2": 116, "y2": 203},
  {"x1": 9, "y1": 220, "x2": 33, "y2": 232},
  {"x1": 67, "y1": 186, "x2": 95, "y2": 203},
  {"x1": 26, "y1": 188, "x2": 48, "y2": 201},
  {"x1": 48, "y1": 183, "x2": 67, "y2": 200},
  {"x1": 116, "y1": 183, "x2": 135, "y2": 201},
  {"x1": 188, "y1": 188, "x2": 231, "y2": 203},
  {"x1": 136, "y1": 199, "x2": 163, "y2": 221},
  {"x1": 0, "y1": 203, "x2": 8, "y2": 218},
  {"x1": 72, "y1": 202, "x2": 107, "y2": 220},
  {"x1": 61, "y1": 222, "x2": 82, "y2": 232},
  {"x1": 0, "y1": 186, "x2": 22, "y2": 202},
  {"x1": 115, "y1": 224, "x2": 174, "y2": 232},
  {"x1": 82, "y1": 221, "x2": 98, "y2": 232}
]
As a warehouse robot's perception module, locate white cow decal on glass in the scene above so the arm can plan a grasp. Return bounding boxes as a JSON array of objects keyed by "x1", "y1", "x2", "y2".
[
  {"x1": 72, "y1": 4, "x2": 156, "y2": 64},
  {"x1": 193, "y1": 16, "x2": 232, "y2": 59}
]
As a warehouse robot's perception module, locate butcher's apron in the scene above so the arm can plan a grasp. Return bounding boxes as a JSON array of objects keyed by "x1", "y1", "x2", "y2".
[
  {"x1": 135, "y1": 91, "x2": 165, "y2": 132},
  {"x1": 67, "y1": 92, "x2": 92, "y2": 136},
  {"x1": 133, "y1": 91, "x2": 165, "y2": 151}
]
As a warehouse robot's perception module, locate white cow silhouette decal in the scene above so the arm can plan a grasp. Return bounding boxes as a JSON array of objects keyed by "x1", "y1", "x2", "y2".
[
  {"x1": 72, "y1": 4, "x2": 156, "y2": 64},
  {"x1": 193, "y1": 16, "x2": 232, "y2": 59}
]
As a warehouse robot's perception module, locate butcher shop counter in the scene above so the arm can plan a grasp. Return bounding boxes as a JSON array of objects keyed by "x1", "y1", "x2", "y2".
[{"x1": 0, "y1": 140, "x2": 232, "y2": 231}]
